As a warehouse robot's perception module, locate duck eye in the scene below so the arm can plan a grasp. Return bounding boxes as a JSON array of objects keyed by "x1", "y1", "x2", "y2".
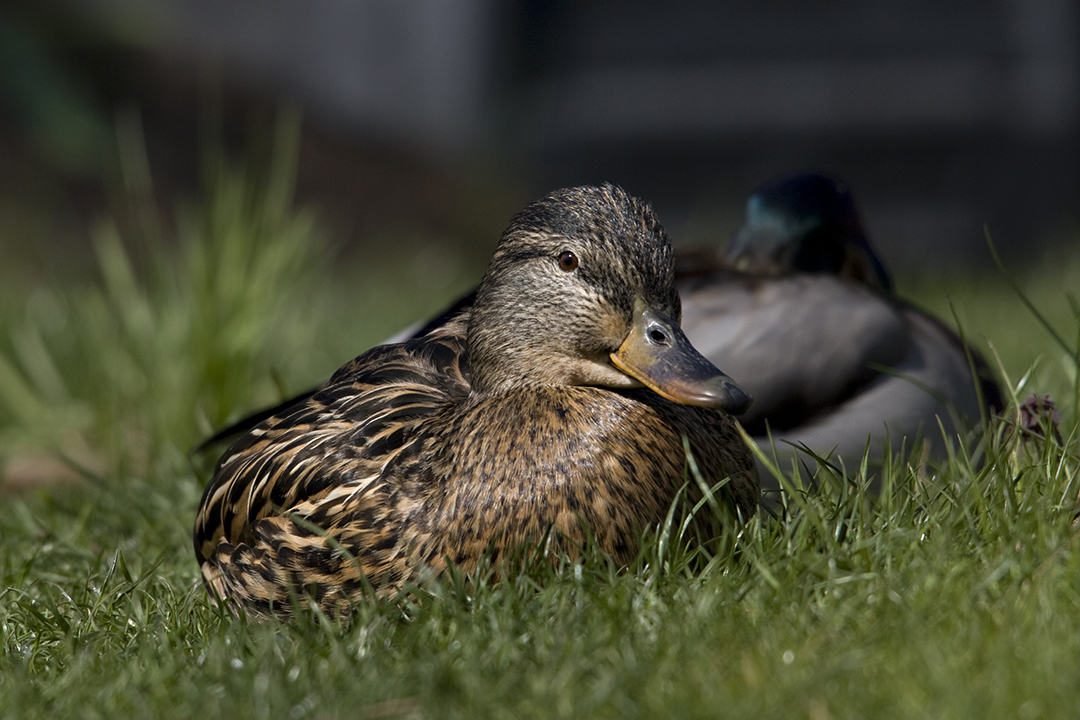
[{"x1": 558, "y1": 251, "x2": 579, "y2": 272}]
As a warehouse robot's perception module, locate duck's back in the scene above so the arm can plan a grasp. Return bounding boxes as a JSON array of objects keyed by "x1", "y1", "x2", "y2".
[
  {"x1": 763, "y1": 304, "x2": 994, "y2": 462},
  {"x1": 678, "y1": 271, "x2": 910, "y2": 433},
  {"x1": 193, "y1": 316, "x2": 472, "y2": 611},
  {"x1": 677, "y1": 266, "x2": 999, "y2": 502}
]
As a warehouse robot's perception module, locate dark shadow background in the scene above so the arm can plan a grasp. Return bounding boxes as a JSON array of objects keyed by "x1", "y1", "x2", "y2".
[{"x1": 1, "y1": 0, "x2": 1077, "y2": 287}]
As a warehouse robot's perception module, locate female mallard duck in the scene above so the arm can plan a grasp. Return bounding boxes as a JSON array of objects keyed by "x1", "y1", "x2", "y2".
[
  {"x1": 194, "y1": 184, "x2": 758, "y2": 617},
  {"x1": 676, "y1": 173, "x2": 1002, "y2": 500}
]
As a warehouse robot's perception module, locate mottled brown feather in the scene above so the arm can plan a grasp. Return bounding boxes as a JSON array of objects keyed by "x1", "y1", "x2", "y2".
[{"x1": 193, "y1": 185, "x2": 757, "y2": 618}]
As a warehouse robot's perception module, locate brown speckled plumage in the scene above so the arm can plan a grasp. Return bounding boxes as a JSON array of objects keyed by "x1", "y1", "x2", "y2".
[{"x1": 194, "y1": 185, "x2": 757, "y2": 618}]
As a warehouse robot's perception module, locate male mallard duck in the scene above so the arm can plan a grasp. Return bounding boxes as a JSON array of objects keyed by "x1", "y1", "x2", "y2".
[
  {"x1": 676, "y1": 174, "x2": 1002, "y2": 498},
  {"x1": 194, "y1": 184, "x2": 758, "y2": 617}
]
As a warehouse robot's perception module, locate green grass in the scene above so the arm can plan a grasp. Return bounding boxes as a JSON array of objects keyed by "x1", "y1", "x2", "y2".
[{"x1": 2, "y1": 121, "x2": 1079, "y2": 719}]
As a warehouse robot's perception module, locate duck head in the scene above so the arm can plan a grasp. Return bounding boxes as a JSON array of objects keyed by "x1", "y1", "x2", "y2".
[
  {"x1": 726, "y1": 173, "x2": 893, "y2": 293},
  {"x1": 467, "y1": 184, "x2": 752, "y2": 415}
]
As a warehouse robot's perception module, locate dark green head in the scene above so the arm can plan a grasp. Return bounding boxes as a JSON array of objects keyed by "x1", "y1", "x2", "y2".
[
  {"x1": 726, "y1": 174, "x2": 893, "y2": 293},
  {"x1": 468, "y1": 184, "x2": 750, "y2": 413}
]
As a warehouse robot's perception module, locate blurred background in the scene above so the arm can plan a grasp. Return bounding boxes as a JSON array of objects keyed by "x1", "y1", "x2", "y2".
[{"x1": 1, "y1": 0, "x2": 1078, "y2": 290}]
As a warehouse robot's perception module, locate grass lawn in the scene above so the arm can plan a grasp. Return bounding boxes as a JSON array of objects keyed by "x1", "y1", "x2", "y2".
[{"x1": 1, "y1": 123, "x2": 1078, "y2": 719}]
